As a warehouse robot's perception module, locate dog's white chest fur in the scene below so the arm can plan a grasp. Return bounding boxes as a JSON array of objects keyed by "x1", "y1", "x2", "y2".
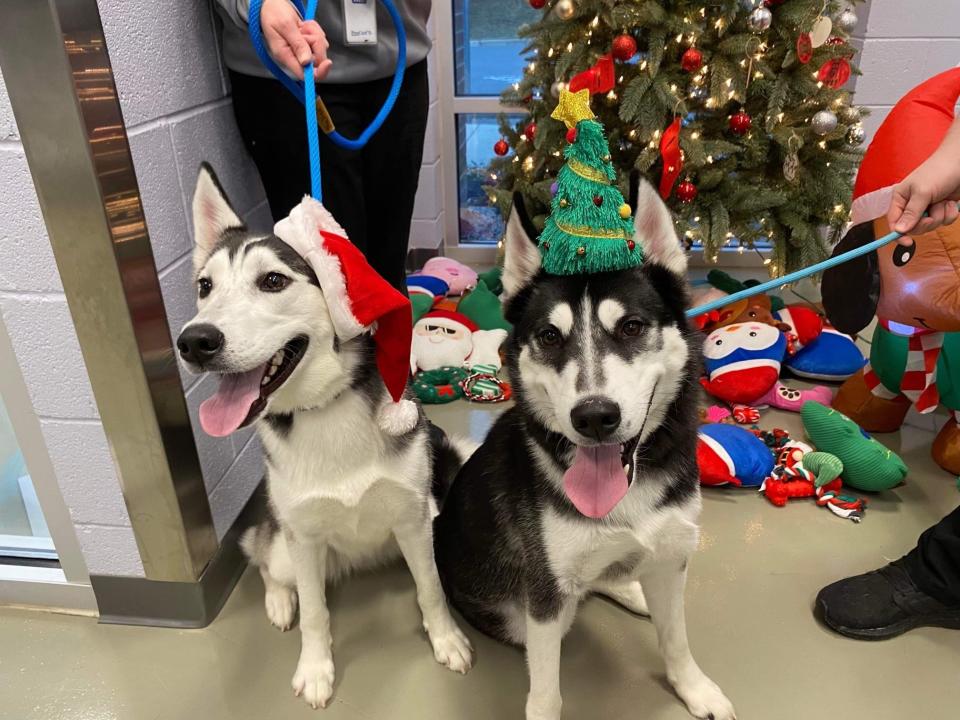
[
  {"x1": 261, "y1": 392, "x2": 428, "y2": 545},
  {"x1": 541, "y1": 479, "x2": 701, "y2": 597}
]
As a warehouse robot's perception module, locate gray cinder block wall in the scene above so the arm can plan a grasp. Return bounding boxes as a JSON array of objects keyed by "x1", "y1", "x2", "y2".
[{"x1": 852, "y1": 0, "x2": 960, "y2": 144}]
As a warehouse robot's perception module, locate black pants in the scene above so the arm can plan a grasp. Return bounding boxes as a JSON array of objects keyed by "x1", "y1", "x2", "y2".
[
  {"x1": 905, "y1": 505, "x2": 960, "y2": 605},
  {"x1": 229, "y1": 61, "x2": 429, "y2": 291}
]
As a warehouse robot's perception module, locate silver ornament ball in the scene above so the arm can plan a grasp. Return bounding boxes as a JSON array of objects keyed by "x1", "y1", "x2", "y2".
[
  {"x1": 554, "y1": 0, "x2": 575, "y2": 21},
  {"x1": 839, "y1": 105, "x2": 861, "y2": 123},
  {"x1": 847, "y1": 123, "x2": 865, "y2": 145},
  {"x1": 550, "y1": 80, "x2": 567, "y2": 98},
  {"x1": 835, "y1": 9, "x2": 858, "y2": 34},
  {"x1": 812, "y1": 109, "x2": 838, "y2": 135},
  {"x1": 748, "y1": 7, "x2": 772, "y2": 32},
  {"x1": 688, "y1": 86, "x2": 709, "y2": 102}
]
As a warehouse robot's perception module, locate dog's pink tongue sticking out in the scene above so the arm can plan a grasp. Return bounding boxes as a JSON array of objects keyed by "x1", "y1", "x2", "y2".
[
  {"x1": 198, "y1": 367, "x2": 266, "y2": 437},
  {"x1": 562, "y1": 445, "x2": 629, "y2": 518}
]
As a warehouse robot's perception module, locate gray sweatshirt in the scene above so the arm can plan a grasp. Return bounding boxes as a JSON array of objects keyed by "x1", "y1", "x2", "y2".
[{"x1": 214, "y1": 0, "x2": 431, "y2": 84}]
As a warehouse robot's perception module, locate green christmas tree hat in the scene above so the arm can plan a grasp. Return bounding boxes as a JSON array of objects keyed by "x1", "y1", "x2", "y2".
[{"x1": 539, "y1": 88, "x2": 640, "y2": 275}]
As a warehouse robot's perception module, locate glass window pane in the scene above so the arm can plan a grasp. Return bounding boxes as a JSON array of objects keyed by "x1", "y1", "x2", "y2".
[
  {"x1": 456, "y1": 113, "x2": 524, "y2": 245},
  {"x1": 0, "y1": 396, "x2": 56, "y2": 561},
  {"x1": 453, "y1": 0, "x2": 539, "y2": 96}
]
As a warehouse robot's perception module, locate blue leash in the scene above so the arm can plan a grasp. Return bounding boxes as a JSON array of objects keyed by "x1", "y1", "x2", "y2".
[
  {"x1": 248, "y1": 0, "x2": 407, "y2": 201},
  {"x1": 686, "y1": 224, "x2": 906, "y2": 319}
]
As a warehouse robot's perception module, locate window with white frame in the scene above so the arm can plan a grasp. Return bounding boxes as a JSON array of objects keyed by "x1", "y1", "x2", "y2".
[{"x1": 434, "y1": 0, "x2": 538, "y2": 260}]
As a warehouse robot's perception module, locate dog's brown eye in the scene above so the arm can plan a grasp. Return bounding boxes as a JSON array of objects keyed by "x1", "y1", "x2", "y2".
[
  {"x1": 538, "y1": 326, "x2": 561, "y2": 346},
  {"x1": 259, "y1": 272, "x2": 289, "y2": 292},
  {"x1": 198, "y1": 277, "x2": 212, "y2": 298},
  {"x1": 620, "y1": 319, "x2": 645, "y2": 337}
]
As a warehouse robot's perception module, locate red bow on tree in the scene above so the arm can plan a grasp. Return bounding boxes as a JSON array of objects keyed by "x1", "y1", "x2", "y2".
[
  {"x1": 568, "y1": 54, "x2": 615, "y2": 95},
  {"x1": 658, "y1": 117, "x2": 683, "y2": 199}
]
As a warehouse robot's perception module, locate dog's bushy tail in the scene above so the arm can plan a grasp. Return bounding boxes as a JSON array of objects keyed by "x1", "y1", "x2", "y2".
[{"x1": 427, "y1": 422, "x2": 477, "y2": 507}]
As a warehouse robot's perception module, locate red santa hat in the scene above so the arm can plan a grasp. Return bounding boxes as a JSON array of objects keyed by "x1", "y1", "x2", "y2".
[
  {"x1": 274, "y1": 197, "x2": 418, "y2": 434},
  {"x1": 774, "y1": 305, "x2": 824, "y2": 350},
  {"x1": 419, "y1": 309, "x2": 479, "y2": 333},
  {"x1": 851, "y1": 67, "x2": 960, "y2": 224}
]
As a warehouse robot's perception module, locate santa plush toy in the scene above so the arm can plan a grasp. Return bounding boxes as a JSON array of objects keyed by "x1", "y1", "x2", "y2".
[{"x1": 410, "y1": 310, "x2": 508, "y2": 373}]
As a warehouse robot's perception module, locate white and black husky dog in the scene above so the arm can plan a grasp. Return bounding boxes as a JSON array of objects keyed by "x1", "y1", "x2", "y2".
[
  {"x1": 434, "y1": 175, "x2": 734, "y2": 720},
  {"x1": 178, "y1": 164, "x2": 473, "y2": 709}
]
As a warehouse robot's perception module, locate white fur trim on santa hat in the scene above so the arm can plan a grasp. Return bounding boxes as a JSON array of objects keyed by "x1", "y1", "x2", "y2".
[
  {"x1": 274, "y1": 196, "x2": 366, "y2": 341},
  {"x1": 850, "y1": 185, "x2": 894, "y2": 226},
  {"x1": 378, "y1": 398, "x2": 419, "y2": 434}
]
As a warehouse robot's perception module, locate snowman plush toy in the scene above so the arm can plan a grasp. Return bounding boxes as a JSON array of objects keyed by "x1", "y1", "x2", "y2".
[{"x1": 701, "y1": 322, "x2": 832, "y2": 422}]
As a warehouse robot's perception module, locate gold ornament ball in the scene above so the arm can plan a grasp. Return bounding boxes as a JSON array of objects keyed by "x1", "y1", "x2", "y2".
[
  {"x1": 554, "y1": 0, "x2": 575, "y2": 21},
  {"x1": 812, "y1": 109, "x2": 838, "y2": 136},
  {"x1": 618, "y1": 203, "x2": 631, "y2": 219},
  {"x1": 551, "y1": 80, "x2": 567, "y2": 98},
  {"x1": 840, "y1": 105, "x2": 861, "y2": 123},
  {"x1": 559, "y1": 198, "x2": 568, "y2": 207},
  {"x1": 576, "y1": 246, "x2": 586, "y2": 256}
]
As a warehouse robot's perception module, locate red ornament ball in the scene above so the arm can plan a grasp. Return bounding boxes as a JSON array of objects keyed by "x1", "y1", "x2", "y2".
[
  {"x1": 493, "y1": 139, "x2": 509, "y2": 156},
  {"x1": 627, "y1": 240, "x2": 636, "y2": 251},
  {"x1": 764, "y1": 0, "x2": 784, "y2": 6},
  {"x1": 523, "y1": 122, "x2": 537, "y2": 141},
  {"x1": 528, "y1": 0, "x2": 547, "y2": 8},
  {"x1": 681, "y1": 47, "x2": 703, "y2": 73},
  {"x1": 593, "y1": 195, "x2": 603, "y2": 207},
  {"x1": 612, "y1": 34, "x2": 638, "y2": 62},
  {"x1": 566, "y1": 127, "x2": 577, "y2": 143},
  {"x1": 729, "y1": 111, "x2": 752, "y2": 136},
  {"x1": 676, "y1": 180, "x2": 698, "y2": 204}
]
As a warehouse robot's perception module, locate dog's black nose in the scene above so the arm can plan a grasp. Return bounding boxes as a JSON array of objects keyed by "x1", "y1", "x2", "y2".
[
  {"x1": 177, "y1": 324, "x2": 224, "y2": 365},
  {"x1": 570, "y1": 397, "x2": 621, "y2": 441}
]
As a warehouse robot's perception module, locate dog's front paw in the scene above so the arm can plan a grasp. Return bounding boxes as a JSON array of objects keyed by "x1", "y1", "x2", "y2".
[
  {"x1": 265, "y1": 585, "x2": 297, "y2": 631},
  {"x1": 429, "y1": 624, "x2": 474, "y2": 674},
  {"x1": 672, "y1": 672, "x2": 735, "y2": 720},
  {"x1": 292, "y1": 655, "x2": 336, "y2": 709}
]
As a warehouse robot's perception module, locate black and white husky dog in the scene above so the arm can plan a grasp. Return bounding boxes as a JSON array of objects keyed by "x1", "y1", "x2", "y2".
[
  {"x1": 178, "y1": 165, "x2": 472, "y2": 709},
  {"x1": 434, "y1": 176, "x2": 735, "y2": 720}
]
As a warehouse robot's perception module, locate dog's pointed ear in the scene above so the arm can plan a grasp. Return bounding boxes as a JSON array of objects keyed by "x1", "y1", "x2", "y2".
[
  {"x1": 821, "y1": 220, "x2": 880, "y2": 335},
  {"x1": 502, "y1": 192, "x2": 542, "y2": 300},
  {"x1": 629, "y1": 171, "x2": 687, "y2": 276},
  {"x1": 192, "y1": 162, "x2": 244, "y2": 273}
]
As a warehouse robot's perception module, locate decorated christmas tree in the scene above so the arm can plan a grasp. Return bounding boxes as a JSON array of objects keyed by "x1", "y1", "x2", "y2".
[
  {"x1": 488, "y1": 0, "x2": 867, "y2": 274},
  {"x1": 540, "y1": 87, "x2": 640, "y2": 274}
]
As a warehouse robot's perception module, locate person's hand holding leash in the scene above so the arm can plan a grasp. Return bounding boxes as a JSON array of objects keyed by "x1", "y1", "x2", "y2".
[
  {"x1": 888, "y1": 117, "x2": 960, "y2": 241},
  {"x1": 261, "y1": 0, "x2": 332, "y2": 81}
]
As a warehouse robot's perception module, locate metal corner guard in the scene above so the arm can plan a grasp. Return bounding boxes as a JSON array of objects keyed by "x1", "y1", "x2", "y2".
[{"x1": 0, "y1": 0, "x2": 217, "y2": 582}]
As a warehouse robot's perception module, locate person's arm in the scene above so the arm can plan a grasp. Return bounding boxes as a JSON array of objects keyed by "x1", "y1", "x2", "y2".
[
  {"x1": 213, "y1": 0, "x2": 331, "y2": 81},
  {"x1": 888, "y1": 117, "x2": 960, "y2": 238}
]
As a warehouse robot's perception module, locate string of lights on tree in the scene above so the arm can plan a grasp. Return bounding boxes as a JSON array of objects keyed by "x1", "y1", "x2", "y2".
[{"x1": 487, "y1": 0, "x2": 867, "y2": 275}]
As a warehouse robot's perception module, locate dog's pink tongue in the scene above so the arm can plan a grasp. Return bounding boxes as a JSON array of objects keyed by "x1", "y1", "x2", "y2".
[
  {"x1": 198, "y1": 367, "x2": 265, "y2": 437},
  {"x1": 562, "y1": 445, "x2": 628, "y2": 519}
]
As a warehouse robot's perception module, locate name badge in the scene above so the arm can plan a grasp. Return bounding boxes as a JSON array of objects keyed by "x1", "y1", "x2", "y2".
[{"x1": 343, "y1": 0, "x2": 377, "y2": 45}]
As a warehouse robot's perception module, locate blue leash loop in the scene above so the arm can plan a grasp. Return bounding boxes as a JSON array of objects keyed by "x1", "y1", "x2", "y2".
[{"x1": 248, "y1": 0, "x2": 407, "y2": 201}]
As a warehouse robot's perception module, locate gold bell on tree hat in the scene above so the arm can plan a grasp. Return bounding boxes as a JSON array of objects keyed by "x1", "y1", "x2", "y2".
[{"x1": 539, "y1": 88, "x2": 640, "y2": 275}]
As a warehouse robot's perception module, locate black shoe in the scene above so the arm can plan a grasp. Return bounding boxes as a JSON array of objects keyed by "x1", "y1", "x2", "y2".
[{"x1": 816, "y1": 558, "x2": 960, "y2": 640}]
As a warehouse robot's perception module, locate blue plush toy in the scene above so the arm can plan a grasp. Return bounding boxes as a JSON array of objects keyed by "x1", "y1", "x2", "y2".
[
  {"x1": 697, "y1": 423, "x2": 775, "y2": 487},
  {"x1": 782, "y1": 324, "x2": 866, "y2": 382}
]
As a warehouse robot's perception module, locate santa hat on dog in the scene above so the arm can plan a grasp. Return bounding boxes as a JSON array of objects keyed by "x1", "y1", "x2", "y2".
[
  {"x1": 274, "y1": 197, "x2": 418, "y2": 434},
  {"x1": 851, "y1": 67, "x2": 960, "y2": 225}
]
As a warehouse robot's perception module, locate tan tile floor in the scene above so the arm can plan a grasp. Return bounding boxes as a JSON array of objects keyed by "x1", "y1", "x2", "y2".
[{"x1": 2, "y1": 401, "x2": 959, "y2": 720}]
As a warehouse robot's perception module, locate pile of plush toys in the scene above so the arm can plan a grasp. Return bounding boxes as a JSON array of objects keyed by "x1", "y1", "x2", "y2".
[
  {"x1": 694, "y1": 270, "x2": 866, "y2": 423},
  {"x1": 697, "y1": 401, "x2": 908, "y2": 523},
  {"x1": 406, "y1": 258, "x2": 512, "y2": 404}
]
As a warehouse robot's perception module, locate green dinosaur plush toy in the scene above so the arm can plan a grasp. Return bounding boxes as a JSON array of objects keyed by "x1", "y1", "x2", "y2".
[
  {"x1": 802, "y1": 401, "x2": 908, "y2": 492},
  {"x1": 458, "y1": 279, "x2": 511, "y2": 332}
]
